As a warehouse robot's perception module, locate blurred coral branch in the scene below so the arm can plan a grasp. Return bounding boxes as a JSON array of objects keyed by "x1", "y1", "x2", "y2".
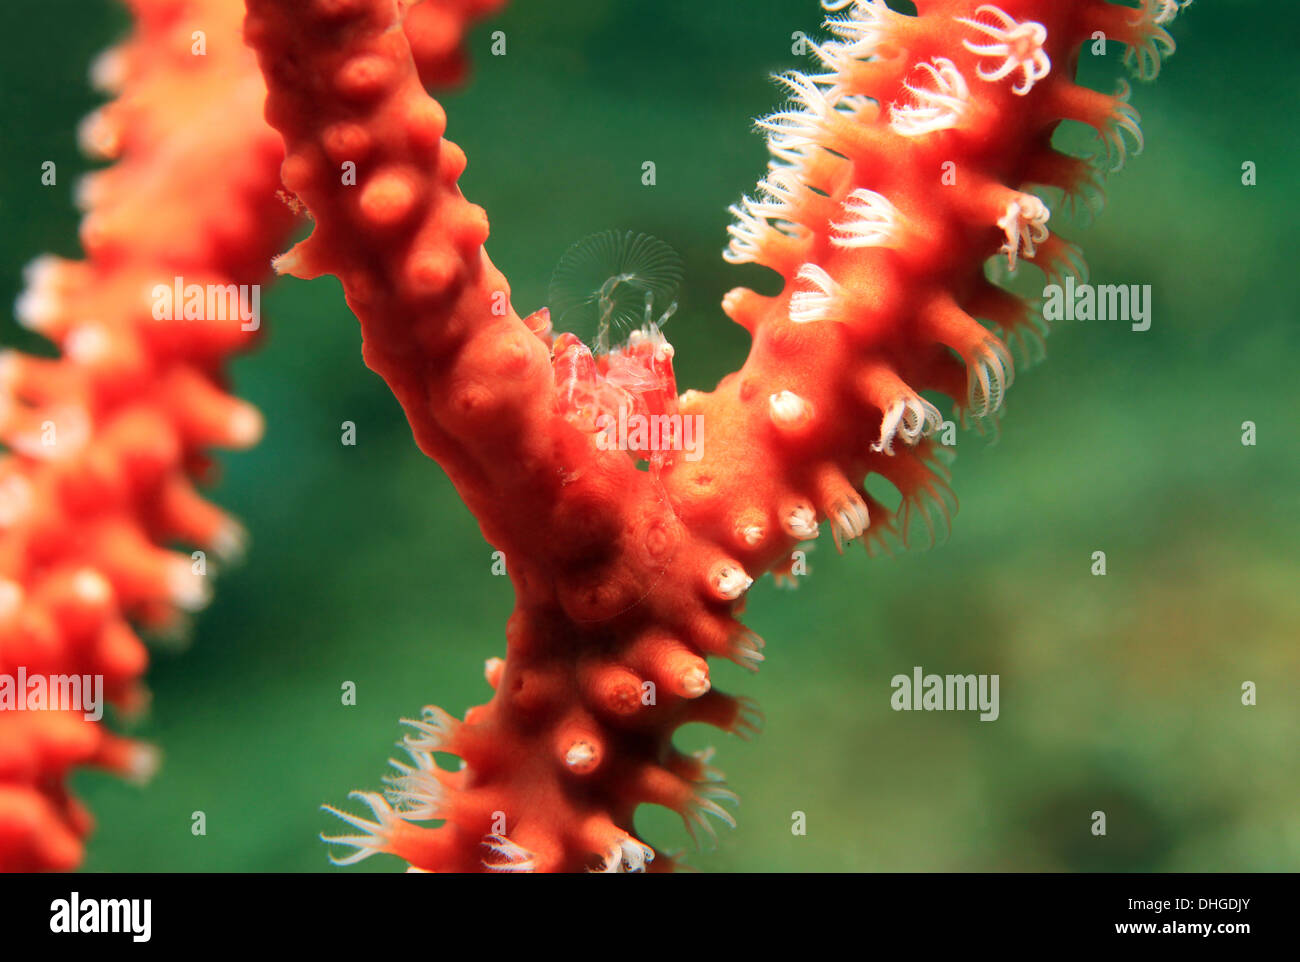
[{"x1": 0, "y1": 0, "x2": 494, "y2": 871}]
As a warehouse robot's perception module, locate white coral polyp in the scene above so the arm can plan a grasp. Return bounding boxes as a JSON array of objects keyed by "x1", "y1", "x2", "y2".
[
  {"x1": 400, "y1": 705, "x2": 461, "y2": 753},
  {"x1": 321, "y1": 791, "x2": 402, "y2": 866},
  {"x1": 968, "y1": 337, "x2": 1015, "y2": 418},
  {"x1": 758, "y1": 71, "x2": 872, "y2": 157},
  {"x1": 683, "y1": 784, "x2": 739, "y2": 850},
  {"x1": 783, "y1": 502, "x2": 819, "y2": 540},
  {"x1": 723, "y1": 196, "x2": 802, "y2": 265},
  {"x1": 1151, "y1": 0, "x2": 1194, "y2": 26},
  {"x1": 788, "y1": 263, "x2": 843, "y2": 323},
  {"x1": 712, "y1": 561, "x2": 754, "y2": 600},
  {"x1": 828, "y1": 495, "x2": 870, "y2": 550},
  {"x1": 595, "y1": 836, "x2": 656, "y2": 873},
  {"x1": 14, "y1": 255, "x2": 65, "y2": 331},
  {"x1": 997, "y1": 194, "x2": 1050, "y2": 269},
  {"x1": 830, "y1": 188, "x2": 902, "y2": 249},
  {"x1": 873, "y1": 394, "x2": 942, "y2": 455},
  {"x1": 806, "y1": 40, "x2": 854, "y2": 99},
  {"x1": 1095, "y1": 80, "x2": 1145, "y2": 172},
  {"x1": 821, "y1": 0, "x2": 895, "y2": 61},
  {"x1": 723, "y1": 198, "x2": 769, "y2": 265},
  {"x1": 757, "y1": 72, "x2": 837, "y2": 151},
  {"x1": 957, "y1": 4, "x2": 1051, "y2": 95},
  {"x1": 481, "y1": 833, "x2": 537, "y2": 872},
  {"x1": 728, "y1": 628, "x2": 766, "y2": 671},
  {"x1": 890, "y1": 58, "x2": 971, "y2": 136},
  {"x1": 1124, "y1": 1, "x2": 1182, "y2": 79},
  {"x1": 751, "y1": 166, "x2": 810, "y2": 224},
  {"x1": 384, "y1": 747, "x2": 445, "y2": 820}
]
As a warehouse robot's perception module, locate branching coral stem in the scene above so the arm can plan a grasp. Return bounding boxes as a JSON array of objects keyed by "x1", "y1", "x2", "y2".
[{"x1": 240, "y1": 0, "x2": 1190, "y2": 872}]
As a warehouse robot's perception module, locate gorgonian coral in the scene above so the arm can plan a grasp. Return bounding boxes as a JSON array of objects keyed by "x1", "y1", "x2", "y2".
[
  {"x1": 2, "y1": 0, "x2": 1191, "y2": 873},
  {"x1": 239, "y1": 0, "x2": 1189, "y2": 872}
]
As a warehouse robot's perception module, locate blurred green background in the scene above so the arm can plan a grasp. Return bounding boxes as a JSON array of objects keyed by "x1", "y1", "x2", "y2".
[{"x1": 1, "y1": 0, "x2": 1296, "y2": 872}]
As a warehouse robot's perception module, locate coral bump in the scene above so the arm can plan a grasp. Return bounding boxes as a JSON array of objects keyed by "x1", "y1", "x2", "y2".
[{"x1": 242, "y1": 0, "x2": 1188, "y2": 872}]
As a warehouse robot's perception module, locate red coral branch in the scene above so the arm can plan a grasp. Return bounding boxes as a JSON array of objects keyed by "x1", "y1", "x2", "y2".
[
  {"x1": 0, "y1": 0, "x2": 497, "y2": 872},
  {"x1": 241, "y1": 0, "x2": 1188, "y2": 872},
  {"x1": 0, "y1": 0, "x2": 291, "y2": 871}
]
